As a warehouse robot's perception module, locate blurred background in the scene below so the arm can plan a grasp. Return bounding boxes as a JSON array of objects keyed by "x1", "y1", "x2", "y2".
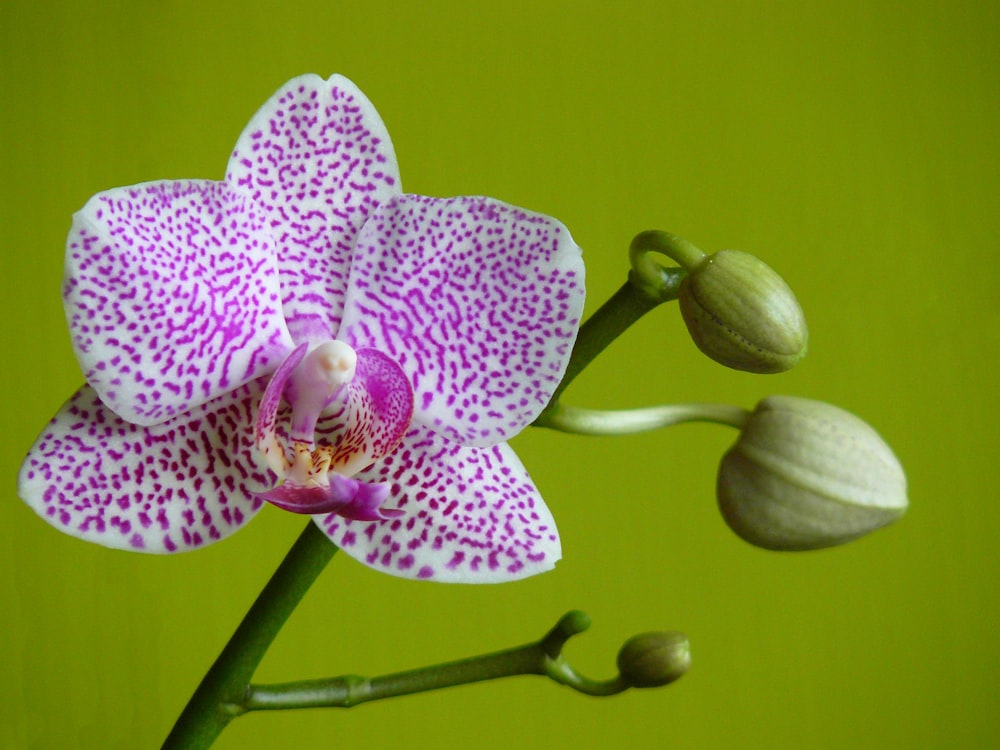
[{"x1": 2, "y1": 1, "x2": 997, "y2": 748}]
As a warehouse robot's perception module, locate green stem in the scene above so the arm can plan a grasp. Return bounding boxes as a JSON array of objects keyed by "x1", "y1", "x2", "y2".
[
  {"x1": 535, "y1": 402, "x2": 752, "y2": 435},
  {"x1": 542, "y1": 233, "x2": 701, "y2": 414},
  {"x1": 630, "y1": 230, "x2": 707, "y2": 276},
  {"x1": 241, "y1": 643, "x2": 548, "y2": 711},
  {"x1": 161, "y1": 522, "x2": 338, "y2": 750},
  {"x1": 238, "y1": 611, "x2": 676, "y2": 711},
  {"x1": 544, "y1": 274, "x2": 682, "y2": 412}
]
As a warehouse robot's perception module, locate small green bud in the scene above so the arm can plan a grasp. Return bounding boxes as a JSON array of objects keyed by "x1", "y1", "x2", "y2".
[
  {"x1": 678, "y1": 250, "x2": 808, "y2": 373},
  {"x1": 617, "y1": 631, "x2": 691, "y2": 688},
  {"x1": 717, "y1": 395, "x2": 908, "y2": 551}
]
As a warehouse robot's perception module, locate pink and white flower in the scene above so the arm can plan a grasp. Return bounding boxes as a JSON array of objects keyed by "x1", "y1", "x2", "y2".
[{"x1": 18, "y1": 74, "x2": 585, "y2": 583}]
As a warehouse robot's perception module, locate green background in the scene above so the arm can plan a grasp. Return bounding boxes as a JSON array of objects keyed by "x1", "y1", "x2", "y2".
[{"x1": 2, "y1": 1, "x2": 997, "y2": 748}]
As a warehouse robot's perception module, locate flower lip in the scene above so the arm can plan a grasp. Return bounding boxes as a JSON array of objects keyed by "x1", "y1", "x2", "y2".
[{"x1": 256, "y1": 474, "x2": 401, "y2": 521}]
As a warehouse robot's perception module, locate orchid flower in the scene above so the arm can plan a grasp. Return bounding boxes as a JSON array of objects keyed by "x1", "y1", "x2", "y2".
[{"x1": 18, "y1": 74, "x2": 585, "y2": 583}]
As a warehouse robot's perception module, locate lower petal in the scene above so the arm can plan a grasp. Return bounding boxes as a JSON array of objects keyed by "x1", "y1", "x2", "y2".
[
  {"x1": 315, "y1": 424, "x2": 561, "y2": 583},
  {"x1": 18, "y1": 383, "x2": 271, "y2": 553}
]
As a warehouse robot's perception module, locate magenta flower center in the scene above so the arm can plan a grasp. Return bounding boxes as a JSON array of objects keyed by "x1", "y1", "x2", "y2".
[{"x1": 252, "y1": 340, "x2": 413, "y2": 520}]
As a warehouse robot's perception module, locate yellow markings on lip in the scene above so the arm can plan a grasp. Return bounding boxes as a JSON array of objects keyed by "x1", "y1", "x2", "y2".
[{"x1": 284, "y1": 440, "x2": 345, "y2": 488}]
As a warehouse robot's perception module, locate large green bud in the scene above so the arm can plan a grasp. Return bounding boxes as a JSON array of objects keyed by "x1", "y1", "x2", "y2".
[
  {"x1": 718, "y1": 395, "x2": 907, "y2": 550},
  {"x1": 679, "y1": 250, "x2": 808, "y2": 374}
]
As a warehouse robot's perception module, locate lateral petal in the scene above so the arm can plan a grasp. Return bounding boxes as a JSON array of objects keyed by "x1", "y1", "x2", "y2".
[
  {"x1": 65, "y1": 179, "x2": 294, "y2": 425},
  {"x1": 338, "y1": 194, "x2": 585, "y2": 446}
]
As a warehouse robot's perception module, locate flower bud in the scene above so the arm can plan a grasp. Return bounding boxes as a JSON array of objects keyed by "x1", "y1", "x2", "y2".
[
  {"x1": 617, "y1": 631, "x2": 691, "y2": 688},
  {"x1": 717, "y1": 396, "x2": 907, "y2": 551},
  {"x1": 678, "y1": 250, "x2": 807, "y2": 373}
]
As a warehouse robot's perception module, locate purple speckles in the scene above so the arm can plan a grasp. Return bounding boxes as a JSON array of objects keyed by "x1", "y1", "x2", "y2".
[
  {"x1": 66, "y1": 181, "x2": 294, "y2": 427},
  {"x1": 18, "y1": 73, "x2": 582, "y2": 585},
  {"x1": 18, "y1": 382, "x2": 269, "y2": 553},
  {"x1": 226, "y1": 74, "x2": 401, "y2": 343},
  {"x1": 339, "y1": 195, "x2": 585, "y2": 448},
  {"x1": 319, "y1": 424, "x2": 560, "y2": 583}
]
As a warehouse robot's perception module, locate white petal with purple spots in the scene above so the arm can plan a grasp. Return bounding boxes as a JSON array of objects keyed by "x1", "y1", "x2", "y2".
[
  {"x1": 21, "y1": 73, "x2": 580, "y2": 585},
  {"x1": 19, "y1": 383, "x2": 271, "y2": 553},
  {"x1": 65, "y1": 180, "x2": 294, "y2": 426},
  {"x1": 338, "y1": 194, "x2": 585, "y2": 447},
  {"x1": 317, "y1": 424, "x2": 560, "y2": 583},
  {"x1": 226, "y1": 74, "x2": 402, "y2": 343}
]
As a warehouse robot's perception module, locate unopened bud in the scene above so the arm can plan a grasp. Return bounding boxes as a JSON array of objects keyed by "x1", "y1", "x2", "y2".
[
  {"x1": 717, "y1": 395, "x2": 907, "y2": 551},
  {"x1": 679, "y1": 250, "x2": 807, "y2": 373},
  {"x1": 617, "y1": 631, "x2": 691, "y2": 688}
]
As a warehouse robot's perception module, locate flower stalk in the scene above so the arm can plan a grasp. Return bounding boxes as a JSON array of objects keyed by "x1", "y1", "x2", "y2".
[
  {"x1": 161, "y1": 522, "x2": 338, "y2": 750},
  {"x1": 543, "y1": 234, "x2": 689, "y2": 412},
  {"x1": 629, "y1": 230, "x2": 706, "y2": 287},
  {"x1": 536, "y1": 402, "x2": 751, "y2": 435},
  {"x1": 237, "y1": 611, "x2": 688, "y2": 712},
  {"x1": 162, "y1": 542, "x2": 689, "y2": 748}
]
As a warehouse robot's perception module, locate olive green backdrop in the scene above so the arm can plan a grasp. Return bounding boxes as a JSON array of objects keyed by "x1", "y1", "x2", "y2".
[{"x1": 2, "y1": 1, "x2": 997, "y2": 748}]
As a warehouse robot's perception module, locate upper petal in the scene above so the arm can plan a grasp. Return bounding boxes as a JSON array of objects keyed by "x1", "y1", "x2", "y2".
[
  {"x1": 226, "y1": 74, "x2": 402, "y2": 343},
  {"x1": 18, "y1": 382, "x2": 271, "y2": 553},
  {"x1": 65, "y1": 179, "x2": 294, "y2": 426},
  {"x1": 338, "y1": 194, "x2": 585, "y2": 446},
  {"x1": 316, "y1": 424, "x2": 561, "y2": 583}
]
